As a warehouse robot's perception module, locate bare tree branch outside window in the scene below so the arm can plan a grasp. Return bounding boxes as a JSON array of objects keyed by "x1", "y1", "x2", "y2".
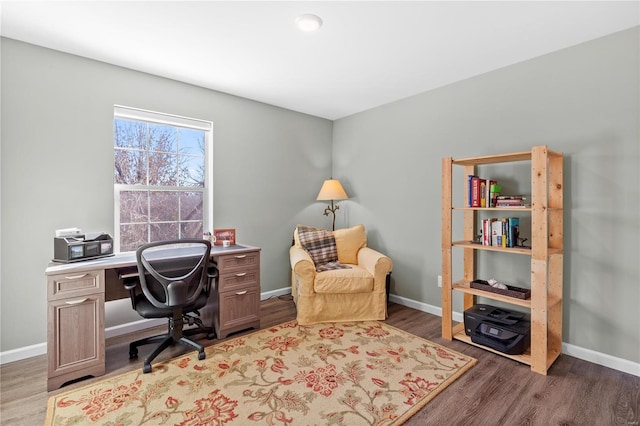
[{"x1": 114, "y1": 117, "x2": 207, "y2": 252}]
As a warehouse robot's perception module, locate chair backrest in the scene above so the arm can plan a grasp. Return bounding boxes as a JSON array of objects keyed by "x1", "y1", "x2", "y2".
[{"x1": 136, "y1": 239, "x2": 211, "y2": 309}]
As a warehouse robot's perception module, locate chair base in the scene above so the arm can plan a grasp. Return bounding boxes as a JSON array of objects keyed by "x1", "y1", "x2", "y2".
[{"x1": 129, "y1": 315, "x2": 216, "y2": 373}]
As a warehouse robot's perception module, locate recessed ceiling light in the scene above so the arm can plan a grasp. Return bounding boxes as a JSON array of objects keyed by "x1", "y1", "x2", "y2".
[{"x1": 295, "y1": 14, "x2": 323, "y2": 32}]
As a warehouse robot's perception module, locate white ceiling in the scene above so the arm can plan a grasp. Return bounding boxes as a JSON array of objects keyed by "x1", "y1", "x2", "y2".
[{"x1": 1, "y1": 1, "x2": 638, "y2": 120}]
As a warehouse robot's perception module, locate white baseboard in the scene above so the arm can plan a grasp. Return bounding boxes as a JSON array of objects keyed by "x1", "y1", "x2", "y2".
[
  {"x1": 0, "y1": 342, "x2": 47, "y2": 365},
  {"x1": 388, "y1": 293, "x2": 640, "y2": 377},
  {"x1": 562, "y1": 342, "x2": 640, "y2": 377},
  {"x1": 3, "y1": 289, "x2": 638, "y2": 377},
  {"x1": 0, "y1": 289, "x2": 294, "y2": 366},
  {"x1": 0, "y1": 318, "x2": 167, "y2": 365},
  {"x1": 260, "y1": 287, "x2": 292, "y2": 300},
  {"x1": 104, "y1": 318, "x2": 167, "y2": 339},
  {"x1": 389, "y1": 293, "x2": 464, "y2": 323}
]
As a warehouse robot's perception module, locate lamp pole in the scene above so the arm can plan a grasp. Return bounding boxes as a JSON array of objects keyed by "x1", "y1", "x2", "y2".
[{"x1": 323, "y1": 200, "x2": 339, "y2": 231}]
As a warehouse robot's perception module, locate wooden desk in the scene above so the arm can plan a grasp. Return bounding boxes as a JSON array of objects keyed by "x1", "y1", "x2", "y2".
[{"x1": 45, "y1": 244, "x2": 260, "y2": 391}]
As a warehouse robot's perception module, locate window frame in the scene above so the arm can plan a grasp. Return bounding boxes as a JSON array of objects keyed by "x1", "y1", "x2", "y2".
[{"x1": 113, "y1": 105, "x2": 213, "y2": 252}]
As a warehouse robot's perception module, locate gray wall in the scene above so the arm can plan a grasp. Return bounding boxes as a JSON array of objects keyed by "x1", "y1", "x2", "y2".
[
  {"x1": 332, "y1": 27, "x2": 639, "y2": 364},
  {"x1": 0, "y1": 38, "x2": 333, "y2": 351},
  {"x1": 2, "y1": 27, "x2": 639, "y2": 367}
]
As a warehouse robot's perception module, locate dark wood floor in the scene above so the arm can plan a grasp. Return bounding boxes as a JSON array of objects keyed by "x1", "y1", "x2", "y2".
[{"x1": 1, "y1": 297, "x2": 638, "y2": 425}]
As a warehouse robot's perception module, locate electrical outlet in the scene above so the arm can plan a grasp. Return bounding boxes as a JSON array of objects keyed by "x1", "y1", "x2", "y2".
[{"x1": 438, "y1": 275, "x2": 442, "y2": 287}]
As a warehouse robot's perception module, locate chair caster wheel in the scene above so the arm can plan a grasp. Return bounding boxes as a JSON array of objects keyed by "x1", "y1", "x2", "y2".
[
  {"x1": 129, "y1": 351, "x2": 138, "y2": 359},
  {"x1": 198, "y1": 351, "x2": 206, "y2": 361},
  {"x1": 207, "y1": 332, "x2": 216, "y2": 340},
  {"x1": 143, "y1": 364, "x2": 152, "y2": 374}
]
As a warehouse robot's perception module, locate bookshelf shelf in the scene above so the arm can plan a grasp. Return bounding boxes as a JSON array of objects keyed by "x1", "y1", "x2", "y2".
[
  {"x1": 453, "y1": 330, "x2": 532, "y2": 365},
  {"x1": 452, "y1": 241, "x2": 533, "y2": 255},
  {"x1": 452, "y1": 281, "x2": 532, "y2": 308},
  {"x1": 442, "y1": 145, "x2": 563, "y2": 375},
  {"x1": 452, "y1": 241, "x2": 563, "y2": 256},
  {"x1": 451, "y1": 207, "x2": 562, "y2": 212},
  {"x1": 453, "y1": 207, "x2": 532, "y2": 211}
]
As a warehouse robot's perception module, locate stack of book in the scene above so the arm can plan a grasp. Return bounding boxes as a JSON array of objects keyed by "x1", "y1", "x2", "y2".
[
  {"x1": 495, "y1": 195, "x2": 528, "y2": 208},
  {"x1": 480, "y1": 217, "x2": 520, "y2": 247}
]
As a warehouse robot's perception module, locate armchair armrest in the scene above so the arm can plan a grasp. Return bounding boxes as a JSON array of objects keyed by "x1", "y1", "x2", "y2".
[
  {"x1": 289, "y1": 245, "x2": 316, "y2": 296},
  {"x1": 357, "y1": 247, "x2": 393, "y2": 291}
]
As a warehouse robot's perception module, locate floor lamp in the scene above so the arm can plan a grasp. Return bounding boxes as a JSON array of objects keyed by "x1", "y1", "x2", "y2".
[{"x1": 316, "y1": 178, "x2": 349, "y2": 231}]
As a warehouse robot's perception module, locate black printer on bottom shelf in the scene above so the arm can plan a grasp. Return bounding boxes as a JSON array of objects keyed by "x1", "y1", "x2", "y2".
[{"x1": 464, "y1": 304, "x2": 531, "y2": 355}]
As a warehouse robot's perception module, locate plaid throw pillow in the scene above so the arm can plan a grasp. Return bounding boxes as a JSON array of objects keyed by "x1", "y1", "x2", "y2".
[{"x1": 297, "y1": 225, "x2": 351, "y2": 272}]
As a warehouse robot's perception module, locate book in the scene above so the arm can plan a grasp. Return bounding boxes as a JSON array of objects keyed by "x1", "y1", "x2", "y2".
[
  {"x1": 508, "y1": 217, "x2": 520, "y2": 247},
  {"x1": 480, "y1": 181, "x2": 486, "y2": 207},
  {"x1": 482, "y1": 218, "x2": 495, "y2": 246},
  {"x1": 471, "y1": 176, "x2": 481, "y2": 207},
  {"x1": 503, "y1": 219, "x2": 508, "y2": 247},
  {"x1": 496, "y1": 202, "x2": 525, "y2": 206},
  {"x1": 496, "y1": 203, "x2": 528, "y2": 208},
  {"x1": 491, "y1": 219, "x2": 503, "y2": 246},
  {"x1": 467, "y1": 175, "x2": 475, "y2": 207}
]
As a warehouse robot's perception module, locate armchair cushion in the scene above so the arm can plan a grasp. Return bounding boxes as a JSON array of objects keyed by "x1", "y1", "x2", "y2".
[
  {"x1": 296, "y1": 225, "x2": 350, "y2": 272},
  {"x1": 314, "y1": 266, "x2": 374, "y2": 294},
  {"x1": 333, "y1": 224, "x2": 367, "y2": 264}
]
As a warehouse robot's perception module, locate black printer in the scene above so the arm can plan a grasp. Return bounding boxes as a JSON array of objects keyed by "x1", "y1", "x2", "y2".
[
  {"x1": 53, "y1": 233, "x2": 114, "y2": 263},
  {"x1": 464, "y1": 304, "x2": 530, "y2": 355}
]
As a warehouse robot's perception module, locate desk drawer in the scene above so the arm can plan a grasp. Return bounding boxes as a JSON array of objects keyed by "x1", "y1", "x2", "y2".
[
  {"x1": 217, "y1": 251, "x2": 260, "y2": 271},
  {"x1": 47, "y1": 271, "x2": 104, "y2": 300},
  {"x1": 217, "y1": 285, "x2": 260, "y2": 334},
  {"x1": 218, "y1": 268, "x2": 259, "y2": 293}
]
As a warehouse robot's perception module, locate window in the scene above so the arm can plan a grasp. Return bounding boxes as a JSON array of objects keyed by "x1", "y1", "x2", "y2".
[{"x1": 114, "y1": 106, "x2": 212, "y2": 252}]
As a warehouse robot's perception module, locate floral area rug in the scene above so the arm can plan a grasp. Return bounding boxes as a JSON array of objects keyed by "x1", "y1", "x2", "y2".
[{"x1": 46, "y1": 320, "x2": 476, "y2": 425}]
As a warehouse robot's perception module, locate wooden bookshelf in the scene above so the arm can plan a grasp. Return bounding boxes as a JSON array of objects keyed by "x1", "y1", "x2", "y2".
[{"x1": 441, "y1": 145, "x2": 563, "y2": 375}]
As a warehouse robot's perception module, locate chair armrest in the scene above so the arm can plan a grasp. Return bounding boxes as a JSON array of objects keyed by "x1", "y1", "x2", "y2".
[
  {"x1": 289, "y1": 246, "x2": 316, "y2": 295},
  {"x1": 357, "y1": 247, "x2": 393, "y2": 290},
  {"x1": 205, "y1": 266, "x2": 218, "y2": 296},
  {"x1": 123, "y1": 278, "x2": 139, "y2": 309}
]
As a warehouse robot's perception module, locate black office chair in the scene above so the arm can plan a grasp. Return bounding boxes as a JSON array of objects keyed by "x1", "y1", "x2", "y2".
[{"x1": 124, "y1": 239, "x2": 217, "y2": 373}]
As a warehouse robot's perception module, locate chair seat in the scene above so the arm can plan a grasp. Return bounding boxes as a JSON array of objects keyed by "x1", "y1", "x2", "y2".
[
  {"x1": 314, "y1": 265, "x2": 374, "y2": 294},
  {"x1": 134, "y1": 292, "x2": 209, "y2": 318}
]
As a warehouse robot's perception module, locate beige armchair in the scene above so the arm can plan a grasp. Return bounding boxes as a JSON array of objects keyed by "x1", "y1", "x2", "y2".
[{"x1": 289, "y1": 224, "x2": 393, "y2": 325}]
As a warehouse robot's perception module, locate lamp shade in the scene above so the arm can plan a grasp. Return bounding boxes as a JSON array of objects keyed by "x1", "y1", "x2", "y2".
[{"x1": 316, "y1": 179, "x2": 349, "y2": 201}]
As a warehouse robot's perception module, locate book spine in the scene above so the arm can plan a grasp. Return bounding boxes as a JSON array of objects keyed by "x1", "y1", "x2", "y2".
[
  {"x1": 471, "y1": 177, "x2": 481, "y2": 207},
  {"x1": 482, "y1": 219, "x2": 490, "y2": 246},
  {"x1": 480, "y1": 181, "x2": 486, "y2": 207},
  {"x1": 508, "y1": 217, "x2": 520, "y2": 247},
  {"x1": 490, "y1": 218, "x2": 500, "y2": 246},
  {"x1": 502, "y1": 218, "x2": 508, "y2": 248},
  {"x1": 485, "y1": 179, "x2": 491, "y2": 208}
]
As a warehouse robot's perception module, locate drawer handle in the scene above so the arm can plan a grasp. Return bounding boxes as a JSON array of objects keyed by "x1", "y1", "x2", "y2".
[
  {"x1": 235, "y1": 272, "x2": 247, "y2": 277},
  {"x1": 233, "y1": 255, "x2": 247, "y2": 259},
  {"x1": 235, "y1": 290, "x2": 248, "y2": 295},
  {"x1": 65, "y1": 298, "x2": 89, "y2": 305},
  {"x1": 64, "y1": 274, "x2": 88, "y2": 280}
]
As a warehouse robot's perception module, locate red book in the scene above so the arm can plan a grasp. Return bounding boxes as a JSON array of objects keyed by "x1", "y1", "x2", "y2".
[{"x1": 471, "y1": 177, "x2": 481, "y2": 207}]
